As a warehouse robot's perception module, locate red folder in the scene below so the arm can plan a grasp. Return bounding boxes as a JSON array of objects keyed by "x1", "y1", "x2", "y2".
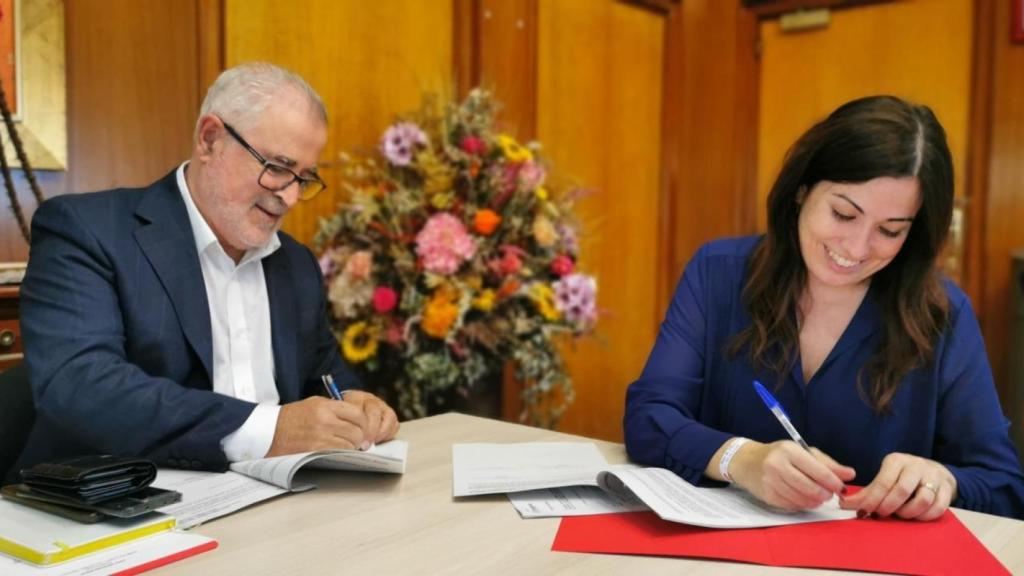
[{"x1": 552, "y1": 510, "x2": 1009, "y2": 575}]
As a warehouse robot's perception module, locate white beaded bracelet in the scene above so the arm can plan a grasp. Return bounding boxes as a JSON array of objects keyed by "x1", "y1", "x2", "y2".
[{"x1": 719, "y1": 437, "x2": 750, "y2": 483}]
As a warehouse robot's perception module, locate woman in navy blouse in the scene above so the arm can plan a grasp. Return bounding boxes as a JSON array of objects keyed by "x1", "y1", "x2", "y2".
[{"x1": 624, "y1": 95, "x2": 1024, "y2": 520}]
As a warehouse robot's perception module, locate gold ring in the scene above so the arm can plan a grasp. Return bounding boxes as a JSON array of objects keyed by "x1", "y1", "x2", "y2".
[{"x1": 920, "y1": 481, "x2": 938, "y2": 495}]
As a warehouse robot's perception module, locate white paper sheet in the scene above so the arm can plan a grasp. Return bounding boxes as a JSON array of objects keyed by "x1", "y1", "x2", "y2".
[
  {"x1": 452, "y1": 442, "x2": 608, "y2": 496},
  {"x1": 507, "y1": 485, "x2": 648, "y2": 518},
  {"x1": 0, "y1": 531, "x2": 216, "y2": 576},
  {"x1": 598, "y1": 466, "x2": 858, "y2": 528},
  {"x1": 153, "y1": 469, "x2": 287, "y2": 529}
]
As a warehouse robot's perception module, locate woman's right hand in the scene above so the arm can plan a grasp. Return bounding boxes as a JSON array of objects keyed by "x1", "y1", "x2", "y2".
[{"x1": 730, "y1": 440, "x2": 855, "y2": 510}]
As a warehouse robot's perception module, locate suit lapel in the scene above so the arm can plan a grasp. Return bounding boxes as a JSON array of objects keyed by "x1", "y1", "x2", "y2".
[
  {"x1": 133, "y1": 171, "x2": 214, "y2": 379},
  {"x1": 263, "y1": 249, "x2": 300, "y2": 402}
]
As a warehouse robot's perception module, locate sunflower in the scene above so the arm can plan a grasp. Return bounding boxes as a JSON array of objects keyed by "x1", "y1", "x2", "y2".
[
  {"x1": 496, "y1": 134, "x2": 533, "y2": 163},
  {"x1": 528, "y1": 283, "x2": 561, "y2": 321},
  {"x1": 341, "y1": 321, "x2": 379, "y2": 363}
]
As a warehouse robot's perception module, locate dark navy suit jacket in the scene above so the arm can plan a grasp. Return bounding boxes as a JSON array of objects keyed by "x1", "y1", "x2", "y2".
[{"x1": 13, "y1": 170, "x2": 359, "y2": 477}]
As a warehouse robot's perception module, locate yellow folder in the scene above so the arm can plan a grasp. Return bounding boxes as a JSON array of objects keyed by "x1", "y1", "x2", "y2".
[{"x1": 0, "y1": 499, "x2": 176, "y2": 566}]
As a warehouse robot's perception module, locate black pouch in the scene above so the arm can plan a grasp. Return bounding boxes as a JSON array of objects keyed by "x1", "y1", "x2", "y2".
[{"x1": 19, "y1": 455, "x2": 158, "y2": 504}]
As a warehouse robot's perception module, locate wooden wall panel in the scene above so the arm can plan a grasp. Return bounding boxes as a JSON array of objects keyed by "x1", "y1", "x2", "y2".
[
  {"x1": 224, "y1": 0, "x2": 454, "y2": 248},
  {"x1": 2, "y1": 0, "x2": 201, "y2": 262},
  {"x1": 757, "y1": 0, "x2": 974, "y2": 232},
  {"x1": 537, "y1": 0, "x2": 665, "y2": 441},
  {"x1": 982, "y1": 0, "x2": 1024, "y2": 413},
  {"x1": 664, "y1": 0, "x2": 759, "y2": 289},
  {"x1": 477, "y1": 0, "x2": 537, "y2": 140}
]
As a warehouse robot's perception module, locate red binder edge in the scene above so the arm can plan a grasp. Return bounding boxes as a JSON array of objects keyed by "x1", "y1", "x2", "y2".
[{"x1": 111, "y1": 539, "x2": 218, "y2": 576}]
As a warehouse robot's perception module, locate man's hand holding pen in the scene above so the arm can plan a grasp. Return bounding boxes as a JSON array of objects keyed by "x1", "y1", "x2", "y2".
[
  {"x1": 338, "y1": 390, "x2": 400, "y2": 447},
  {"x1": 265, "y1": 376, "x2": 400, "y2": 458}
]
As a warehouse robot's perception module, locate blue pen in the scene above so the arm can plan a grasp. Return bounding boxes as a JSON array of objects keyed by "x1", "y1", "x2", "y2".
[
  {"x1": 321, "y1": 374, "x2": 344, "y2": 400},
  {"x1": 752, "y1": 380, "x2": 811, "y2": 451}
]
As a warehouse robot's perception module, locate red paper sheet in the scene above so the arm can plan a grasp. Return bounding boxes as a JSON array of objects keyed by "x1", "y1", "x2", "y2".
[{"x1": 552, "y1": 511, "x2": 1008, "y2": 575}]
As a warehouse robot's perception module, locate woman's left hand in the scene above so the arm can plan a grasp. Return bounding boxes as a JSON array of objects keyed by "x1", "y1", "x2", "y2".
[{"x1": 839, "y1": 452, "x2": 957, "y2": 521}]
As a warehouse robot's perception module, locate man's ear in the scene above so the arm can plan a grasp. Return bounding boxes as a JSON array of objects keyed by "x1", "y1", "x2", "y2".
[{"x1": 194, "y1": 115, "x2": 222, "y2": 159}]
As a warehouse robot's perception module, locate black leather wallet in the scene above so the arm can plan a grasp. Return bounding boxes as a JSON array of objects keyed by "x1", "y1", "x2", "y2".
[{"x1": 19, "y1": 455, "x2": 158, "y2": 504}]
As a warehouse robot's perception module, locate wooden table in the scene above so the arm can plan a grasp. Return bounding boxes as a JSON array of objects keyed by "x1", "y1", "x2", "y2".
[{"x1": 157, "y1": 413, "x2": 1024, "y2": 575}]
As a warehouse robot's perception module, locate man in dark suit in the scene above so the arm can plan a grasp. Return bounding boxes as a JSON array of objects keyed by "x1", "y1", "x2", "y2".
[{"x1": 14, "y1": 63, "x2": 398, "y2": 476}]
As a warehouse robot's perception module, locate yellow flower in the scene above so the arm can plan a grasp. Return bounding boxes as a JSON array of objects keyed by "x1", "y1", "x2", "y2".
[
  {"x1": 496, "y1": 134, "x2": 533, "y2": 163},
  {"x1": 430, "y1": 192, "x2": 454, "y2": 210},
  {"x1": 529, "y1": 283, "x2": 561, "y2": 321},
  {"x1": 422, "y1": 287, "x2": 460, "y2": 339},
  {"x1": 472, "y1": 289, "x2": 496, "y2": 312},
  {"x1": 532, "y1": 215, "x2": 559, "y2": 247},
  {"x1": 535, "y1": 187, "x2": 549, "y2": 201},
  {"x1": 341, "y1": 322, "x2": 379, "y2": 363}
]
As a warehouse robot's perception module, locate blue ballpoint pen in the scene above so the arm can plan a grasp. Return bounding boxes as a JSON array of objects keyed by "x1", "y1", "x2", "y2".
[
  {"x1": 321, "y1": 374, "x2": 344, "y2": 400},
  {"x1": 752, "y1": 380, "x2": 811, "y2": 451}
]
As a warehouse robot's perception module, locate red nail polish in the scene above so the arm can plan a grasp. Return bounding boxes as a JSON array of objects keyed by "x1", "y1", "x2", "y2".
[
  {"x1": 840, "y1": 486, "x2": 848, "y2": 495},
  {"x1": 856, "y1": 509, "x2": 867, "y2": 519}
]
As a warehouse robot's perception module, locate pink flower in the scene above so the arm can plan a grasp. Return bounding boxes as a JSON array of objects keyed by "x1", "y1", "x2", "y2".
[
  {"x1": 380, "y1": 122, "x2": 428, "y2": 166},
  {"x1": 558, "y1": 224, "x2": 580, "y2": 255},
  {"x1": 372, "y1": 286, "x2": 398, "y2": 313},
  {"x1": 488, "y1": 245, "x2": 525, "y2": 277},
  {"x1": 318, "y1": 249, "x2": 338, "y2": 277},
  {"x1": 385, "y1": 321, "x2": 405, "y2": 346},
  {"x1": 553, "y1": 273, "x2": 597, "y2": 329},
  {"x1": 415, "y1": 213, "x2": 477, "y2": 275},
  {"x1": 550, "y1": 255, "x2": 574, "y2": 277},
  {"x1": 519, "y1": 160, "x2": 547, "y2": 190},
  {"x1": 460, "y1": 135, "x2": 486, "y2": 155},
  {"x1": 344, "y1": 251, "x2": 373, "y2": 281}
]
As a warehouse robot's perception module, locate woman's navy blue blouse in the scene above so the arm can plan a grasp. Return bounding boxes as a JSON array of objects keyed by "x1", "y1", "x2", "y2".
[{"x1": 624, "y1": 235, "x2": 1024, "y2": 518}]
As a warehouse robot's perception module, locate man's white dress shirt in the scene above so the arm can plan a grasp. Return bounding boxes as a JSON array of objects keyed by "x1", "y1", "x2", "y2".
[{"x1": 177, "y1": 163, "x2": 281, "y2": 462}]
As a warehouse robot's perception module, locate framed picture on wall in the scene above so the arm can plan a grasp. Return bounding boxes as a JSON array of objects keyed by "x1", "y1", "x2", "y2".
[
  {"x1": 1015, "y1": 0, "x2": 1024, "y2": 43},
  {"x1": 0, "y1": 0, "x2": 66, "y2": 171}
]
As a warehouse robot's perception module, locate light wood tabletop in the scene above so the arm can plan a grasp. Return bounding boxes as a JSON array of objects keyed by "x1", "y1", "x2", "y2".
[{"x1": 156, "y1": 413, "x2": 1024, "y2": 575}]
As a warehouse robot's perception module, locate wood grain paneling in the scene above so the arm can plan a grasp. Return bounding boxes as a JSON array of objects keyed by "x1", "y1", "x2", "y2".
[
  {"x1": 1, "y1": 0, "x2": 201, "y2": 262},
  {"x1": 982, "y1": 0, "x2": 1024, "y2": 409},
  {"x1": 477, "y1": 0, "x2": 537, "y2": 140},
  {"x1": 537, "y1": 0, "x2": 664, "y2": 441},
  {"x1": 757, "y1": 0, "x2": 974, "y2": 232},
  {"x1": 664, "y1": 0, "x2": 759, "y2": 287},
  {"x1": 224, "y1": 0, "x2": 454, "y2": 248}
]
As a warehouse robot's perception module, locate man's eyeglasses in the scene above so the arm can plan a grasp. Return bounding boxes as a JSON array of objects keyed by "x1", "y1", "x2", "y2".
[{"x1": 221, "y1": 120, "x2": 327, "y2": 201}]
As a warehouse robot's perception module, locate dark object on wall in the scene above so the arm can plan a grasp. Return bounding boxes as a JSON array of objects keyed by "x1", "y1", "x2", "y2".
[
  {"x1": 1010, "y1": 249, "x2": 1024, "y2": 461},
  {"x1": 0, "y1": 363, "x2": 35, "y2": 483},
  {"x1": 1014, "y1": 0, "x2": 1024, "y2": 43},
  {"x1": 0, "y1": 78, "x2": 46, "y2": 244}
]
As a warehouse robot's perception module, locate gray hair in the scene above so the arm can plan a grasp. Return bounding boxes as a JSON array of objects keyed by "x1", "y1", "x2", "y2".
[{"x1": 196, "y1": 62, "x2": 327, "y2": 140}]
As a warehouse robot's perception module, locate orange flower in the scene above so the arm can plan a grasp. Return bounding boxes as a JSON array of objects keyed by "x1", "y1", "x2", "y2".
[
  {"x1": 421, "y1": 287, "x2": 460, "y2": 339},
  {"x1": 497, "y1": 279, "x2": 521, "y2": 299},
  {"x1": 473, "y1": 209, "x2": 502, "y2": 236}
]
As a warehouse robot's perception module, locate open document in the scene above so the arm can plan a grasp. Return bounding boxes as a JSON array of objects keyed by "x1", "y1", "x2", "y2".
[
  {"x1": 453, "y1": 443, "x2": 856, "y2": 529},
  {"x1": 598, "y1": 465, "x2": 855, "y2": 528},
  {"x1": 155, "y1": 440, "x2": 407, "y2": 528},
  {"x1": 230, "y1": 440, "x2": 408, "y2": 490}
]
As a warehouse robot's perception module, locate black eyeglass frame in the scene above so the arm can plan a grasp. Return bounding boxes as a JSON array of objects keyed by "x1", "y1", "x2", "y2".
[{"x1": 220, "y1": 119, "x2": 327, "y2": 200}]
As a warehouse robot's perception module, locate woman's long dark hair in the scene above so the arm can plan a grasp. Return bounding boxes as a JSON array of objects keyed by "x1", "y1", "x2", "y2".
[{"x1": 730, "y1": 95, "x2": 954, "y2": 412}]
